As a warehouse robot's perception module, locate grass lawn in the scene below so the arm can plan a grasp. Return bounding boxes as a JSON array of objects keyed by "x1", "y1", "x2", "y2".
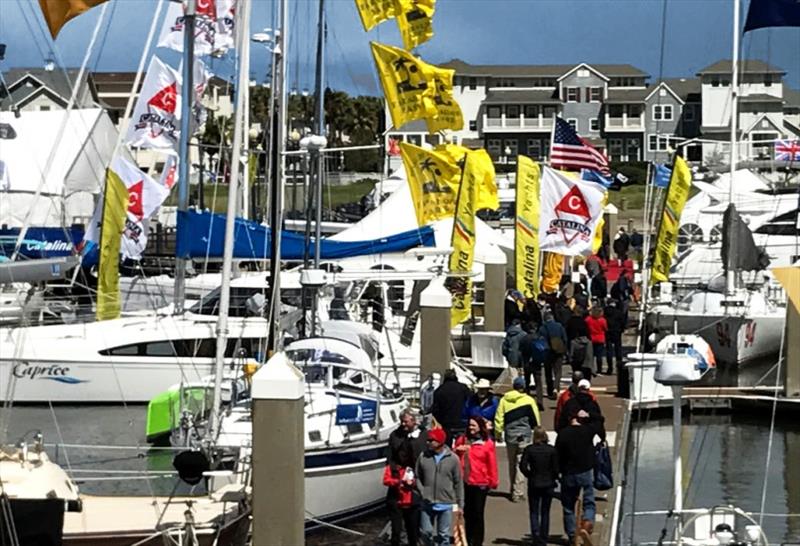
[{"x1": 167, "y1": 179, "x2": 377, "y2": 214}]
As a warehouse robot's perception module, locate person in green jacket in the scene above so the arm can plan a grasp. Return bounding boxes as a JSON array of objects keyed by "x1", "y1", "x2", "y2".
[{"x1": 494, "y1": 376, "x2": 541, "y2": 502}]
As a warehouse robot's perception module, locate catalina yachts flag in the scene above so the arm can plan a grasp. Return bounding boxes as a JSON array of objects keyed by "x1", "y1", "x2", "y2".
[
  {"x1": 539, "y1": 166, "x2": 606, "y2": 257},
  {"x1": 158, "y1": 0, "x2": 236, "y2": 56},
  {"x1": 85, "y1": 156, "x2": 171, "y2": 260},
  {"x1": 126, "y1": 56, "x2": 182, "y2": 151}
]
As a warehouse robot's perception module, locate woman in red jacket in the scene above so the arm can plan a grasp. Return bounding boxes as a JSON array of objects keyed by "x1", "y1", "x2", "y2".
[
  {"x1": 584, "y1": 306, "x2": 608, "y2": 377},
  {"x1": 454, "y1": 416, "x2": 498, "y2": 546},
  {"x1": 383, "y1": 448, "x2": 420, "y2": 546}
]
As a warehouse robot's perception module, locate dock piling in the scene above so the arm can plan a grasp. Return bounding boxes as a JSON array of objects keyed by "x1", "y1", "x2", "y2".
[{"x1": 420, "y1": 280, "x2": 452, "y2": 381}]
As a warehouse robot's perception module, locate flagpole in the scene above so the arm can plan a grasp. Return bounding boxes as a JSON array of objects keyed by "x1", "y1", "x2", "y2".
[
  {"x1": 726, "y1": 0, "x2": 740, "y2": 299},
  {"x1": 174, "y1": 0, "x2": 196, "y2": 315}
]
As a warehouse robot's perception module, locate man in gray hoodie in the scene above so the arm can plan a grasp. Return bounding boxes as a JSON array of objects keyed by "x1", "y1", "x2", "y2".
[{"x1": 415, "y1": 428, "x2": 464, "y2": 546}]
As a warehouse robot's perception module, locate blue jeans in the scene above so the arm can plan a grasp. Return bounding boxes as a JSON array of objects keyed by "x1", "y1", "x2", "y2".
[
  {"x1": 528, "y1": 486, "x2": 554, "y2": 542},
  {"x1": 420, "y1": 503, "x2": 453, "y2": 546},
  {"x1": 560, "y1": 470, "x2": 595, "y2": 538}
]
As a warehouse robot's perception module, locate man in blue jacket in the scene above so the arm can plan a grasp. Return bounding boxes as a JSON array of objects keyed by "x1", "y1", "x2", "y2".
[
  {"x1": 462, "y1": 378, "x2": 499, "y2": 427},
  {"x1": 539, "y1": 312, "x2": 569, "y2": 400}
]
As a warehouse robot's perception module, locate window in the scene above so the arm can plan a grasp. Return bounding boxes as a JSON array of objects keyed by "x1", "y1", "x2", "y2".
[
  {"x1": 684, "y1": 106, "x2": 695, "y2": 122},
  {"x1": 506, "y1": 105, "x2": 520, "y2": 118},
  {"x1": 566, "y1": 87, "x2": 579, "y2": 102},
  {"x1": 527, "y1": 139, "x2": 541, "y2": 159},
  {"x1": 577, "y1": 69, "x2": 590, "y2": 78},
  {"x1": 504, "y1": 139, "x2": 518, "y2": 157},
  {"x1": 648, "y1": 134, "x2": 678, "y2": 152},
  {"x1": 469, "y1": 120, "x2": 477, "y2": 131},
  {"x1": 525, "y1": 105, "x2": 539, "y2": 118},
  {"x1": 590, "y1": 118, "x2": 600, "y2": 132},
  {"x1": 487, "y1": 106, "x2": 501, "y2": 119},
  {"x1": 653, "y1": 104, "x2": 674, "y2": 121},
  {"x1": 407, "y1": 134, "x2": 422, "y2": 146},
  {"x1": 609, "y1": 138, "x2": 624, "y2": 156},
  {"x1": 567, "y1": 119, "x2": 578, "y2": 131},
  {"x1": 626, "y1": 139, "x2": 640, "y2": 161},
  {"x1": 469, "y1": 77, "x2": 477, "y2": 90},
  {"x1": 487, "y1": 139, "x2": 502, "y2": 157},
  {"x1": 543, "y1": 106, "x2": 557, "y2": 118},
  {"x1": 589, "y1": 87, "x2": 602, "y2": 102},
  {"x1": 39, "y1": 105, "x2": 51, "y2": 111}
]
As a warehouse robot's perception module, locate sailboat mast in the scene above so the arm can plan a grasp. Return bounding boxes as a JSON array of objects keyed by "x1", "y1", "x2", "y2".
[
  {"x1": 267, "y1": 0, "x2": 289, "y2": 354},
  {"x1": 313, "y1": 0, "x2": 326, "y2": 266},
  {"x1": 209, "y1": 0, "x2": 252, "y2": 441},
  {"x1": 173, "y1": 0, "x2": 196, "y2": 314},
  {"x1": 727, "y1": 0, "x2": 741, "y2": 297}
]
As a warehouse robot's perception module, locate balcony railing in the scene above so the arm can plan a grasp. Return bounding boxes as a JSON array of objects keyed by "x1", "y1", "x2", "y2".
[
  {"x1": 604, "y1": 113, "x2": 645, "y2": 130},
  {"x1": 482, "y1": 114, "x2": 554, "y2": 131}
]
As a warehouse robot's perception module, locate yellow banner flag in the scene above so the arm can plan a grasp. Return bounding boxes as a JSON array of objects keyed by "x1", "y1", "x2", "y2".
[
  {"x1": 370, "y1": 42, "x2": 463, "y2": 132},
  {"x1": 354, "y1": 0, "x2": 396, "y2": 30},
  {"x1": 96, "y1": 169, "x2": 129, "y2": 321},
  {"x1": 436, "y1": 144, "x2": 498, "y2": 211},
  {"x1": 39, "y1": 0, "x2": 108, "y2": 39},
  {"x1": 651, "y1": 155, "x2": 692, "y2": 285},
  {"x1": 447, "y1": 152, "x2": 483, "y2": 328},
  {"x1": 772, "y1": 267, "x2": 800, "y2": 314},
  {"x1": 515, "y1": 156, "x2": 541, "y2": 299},
  {"x1": 542, "y1": 252, "x2": 564, "y2": 294},
  {"x1": 396, "y1": 0, "x2": 436, "y2": 50},
  {"x1": 400, "y1": 142, "x2": 461, "y2": 226}
]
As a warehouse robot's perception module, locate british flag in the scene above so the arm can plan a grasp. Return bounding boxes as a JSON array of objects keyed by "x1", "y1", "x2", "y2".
[
  {"x1": 551, "y1": 117, "x2": 611, "y2": 176},
  {"x1": 775, "y1": 139, "x2": 800, "y2": 162}
]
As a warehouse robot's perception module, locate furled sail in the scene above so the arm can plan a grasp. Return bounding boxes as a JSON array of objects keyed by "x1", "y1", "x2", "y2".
[{"x1": 721, "y1": 203, "x2": 771, "y2": 272}]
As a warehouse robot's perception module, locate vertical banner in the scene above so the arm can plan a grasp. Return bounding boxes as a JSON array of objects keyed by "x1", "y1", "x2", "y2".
[
  {"x1": 541, "y1": 252, "x2": 564, "y2": 293},
  {"x1": 447, "y1": 152, "x2": 480, "y2": 328},
  {"x1": 515, "y1": 156, "x2": 541, "y2": 299},
  {"x1": 650, "y1": 155, "x2": 692, "y2": 284},
  {"x1": 96, "y1": 169, "x2": 129, "y2": 321}
]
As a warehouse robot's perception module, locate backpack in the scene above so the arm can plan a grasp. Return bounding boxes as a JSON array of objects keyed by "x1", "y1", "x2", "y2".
[
  {"x1": 570, "y1": 337, "x2": 589, "y2": 366},
  {"x1": 549, "y1": 335, "x2": 567, "y2": 355},
  {"x1": 530, "y1": 336, "x2": 548, "y2": 365}
]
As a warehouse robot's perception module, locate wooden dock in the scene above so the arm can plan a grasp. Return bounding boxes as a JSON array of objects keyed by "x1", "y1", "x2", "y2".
[{"x1": 485, "y1": 372, "x2": 626, "y2": 546}]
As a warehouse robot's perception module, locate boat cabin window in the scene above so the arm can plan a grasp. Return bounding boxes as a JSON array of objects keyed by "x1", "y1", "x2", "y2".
[
  {"x1": 100, "y1": 337, "x2": 266, "y2": 359},
  {"x1": 189, "y1": 287, "x2": 270, "y2": 317},
  {"x1": 308, "y1": 430, "x2": 322, "y2": 442}
]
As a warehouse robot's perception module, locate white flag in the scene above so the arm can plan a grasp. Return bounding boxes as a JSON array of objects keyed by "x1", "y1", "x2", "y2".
[
  {"x1": 86, "y1": 156, "x2": 171, "y2": 260},
  {"x1": 539, "y1": 166, "x2": 606, "y2": 257},
  {"x1": 158, "y1": 0, "x2": 236, "y2": 56},
  {"x1": 126, "y1": 56, "x2": 182, "y2": 151},
  {"x1": 158, "y1": 155, "x2": 178, "y2": 189}
]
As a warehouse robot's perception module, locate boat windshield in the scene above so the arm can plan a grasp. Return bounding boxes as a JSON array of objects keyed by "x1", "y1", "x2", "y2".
[{"x1": 286, "y1": 348, "x2": 352, "y2": 383}]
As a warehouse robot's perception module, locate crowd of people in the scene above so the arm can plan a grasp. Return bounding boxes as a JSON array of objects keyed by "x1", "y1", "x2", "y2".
[{"x1": 384, "y1": 370, "x2": 607, "y2": 546}]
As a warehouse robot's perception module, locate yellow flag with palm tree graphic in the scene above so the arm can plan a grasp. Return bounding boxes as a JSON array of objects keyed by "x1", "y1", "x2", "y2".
[
  {"x1": 400, "y1": 142, "x2": 461, "y2": 226},
  {"x1": 371, "y1": 42, "x2": 462, "y2": 132}
]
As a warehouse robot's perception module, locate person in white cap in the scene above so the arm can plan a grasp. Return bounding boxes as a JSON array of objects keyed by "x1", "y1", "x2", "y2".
[
  {"x1": 463, "y1": 378, "x2": 499, "y2": 427},
  {"x1": 558, "y1": 379, "x2": 606, "y2": 441}
]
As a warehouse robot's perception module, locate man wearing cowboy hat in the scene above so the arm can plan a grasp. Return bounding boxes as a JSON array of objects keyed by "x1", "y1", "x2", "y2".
[{"x1": 463, "y1": 378, "x2": 499, "y2": 428}]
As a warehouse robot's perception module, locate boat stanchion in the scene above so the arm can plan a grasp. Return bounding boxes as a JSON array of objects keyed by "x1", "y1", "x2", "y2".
[
  {"x1": 251, "y1": 353, "x2": 305, "y2": 545},
  {"x1": 483, "y1": 245, "x2": 507, "y2": 333},
  {"x1": 420, "y1": 280, "x2": 452, "y2": 382}
]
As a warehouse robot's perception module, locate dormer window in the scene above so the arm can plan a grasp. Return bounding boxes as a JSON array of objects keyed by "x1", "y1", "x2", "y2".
[{"x1": 577, "y1": 69, "x2": 590, "y2": 78}]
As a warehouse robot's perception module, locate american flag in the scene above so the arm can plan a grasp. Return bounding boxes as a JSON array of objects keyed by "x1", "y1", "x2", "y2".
[
  {"x1": 775, "y1": 139, "x2": 800, "y2": 162},
  {"x1": 551, "y1": 117, "x2": 611, "y2": 176}
]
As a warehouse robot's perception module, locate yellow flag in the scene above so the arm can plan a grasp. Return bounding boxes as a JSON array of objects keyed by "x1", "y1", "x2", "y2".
[
  {"x1": 448, "y1": 152, "x2": 481, "y2": 328},
  {"x1": 354, "y1": 0, "x2": 396, "y2": 30},
  {"x1": 436, "y1": 144, "x2": 498, "y2": 211},
  {"x1": 370, "y1": 42, "x2": 463, "y2": 132},
  {"x1": 395, "y1": 0, "x2": 436, "y2": 49},
  {"x1": 515, "y1": 156, "x2": 541, "y2": 299},
  {"x1": 542, "y1": 252, "x2": 564, "y2": 293},
  {"x1": 772, "y1": 267, "x2": 800, "y2": 314},
  {"x1": 651, "y1": 155, "x2": 692, "y2": 285},
  {"x1": 592, "y1": 192, "x2": 608, "y2": 254},
  {"x1": 96, "y1": 169, "x2": 129, "y2": 321},
  {"x1": 39, "y1": 0, "x2": 108, "y2": 39},
  {"x1": 400, "y1": 142, "x2": 461, "y2": 226}
]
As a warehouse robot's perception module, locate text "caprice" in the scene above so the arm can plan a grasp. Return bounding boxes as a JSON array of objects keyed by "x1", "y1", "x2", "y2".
[{"x1": 12, "y1": 362, "x2": 72, "y2": 380}]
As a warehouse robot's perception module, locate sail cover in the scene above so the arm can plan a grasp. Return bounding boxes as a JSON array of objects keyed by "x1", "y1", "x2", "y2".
[
  {"x1": 175, "y1": 209, "x2": 435, "y2": 260},
  {"x1": 722, "y1": 203, "x2": 771, "y2": 272}
]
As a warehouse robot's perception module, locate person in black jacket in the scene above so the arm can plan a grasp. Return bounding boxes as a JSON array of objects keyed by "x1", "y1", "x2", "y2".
[
  {"x1": 386, "y1": 410, "x2": 424, "y2": 546},
  {"x1": 590, "y1": 271, "x2": 607, "y2": 301},
  {"x1": 430, "y1": 369, "x2": 471, "y2": 445},
  {"x1": 519, "y1": 426, "x2": 559, "y2": 545},
  {"x1": 558, "y1": 381, "x2": 606, "y2": 442},
  {"x1": 556, "y1": 410, "x2": 599, "y2": 541},
  {"x1": 603, "y1": 298, "x2": 625, "y2": 375}
]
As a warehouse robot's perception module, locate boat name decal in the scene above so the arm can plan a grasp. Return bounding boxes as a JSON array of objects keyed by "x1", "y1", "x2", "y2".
[{"x1": 12, "y1": 362, "x2": 89, "y2": 384}]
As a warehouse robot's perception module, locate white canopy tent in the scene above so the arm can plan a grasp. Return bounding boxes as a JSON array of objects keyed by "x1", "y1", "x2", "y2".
[{"x1": 0, "y1": 108, "x2": 118, "y2": 228}]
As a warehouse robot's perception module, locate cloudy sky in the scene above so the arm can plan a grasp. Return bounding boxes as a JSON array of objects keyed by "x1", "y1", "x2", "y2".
[{"x1": 1, "y1": 0, "x2": 799, "y2": 96}]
